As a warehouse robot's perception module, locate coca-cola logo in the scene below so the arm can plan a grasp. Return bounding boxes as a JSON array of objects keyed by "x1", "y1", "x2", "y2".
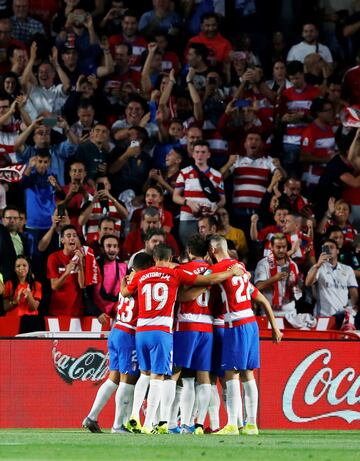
[
  {"x1": 283, "y1": 348, "x2": 360, "y2": 423},
  {"x1": 52, "y1": 340, "x2": 109, "y2": 384}
]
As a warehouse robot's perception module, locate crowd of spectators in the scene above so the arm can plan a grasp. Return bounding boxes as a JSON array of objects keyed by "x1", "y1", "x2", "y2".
[{"x1": 0, "y1": 0, "x2": 359, "y2": 333}]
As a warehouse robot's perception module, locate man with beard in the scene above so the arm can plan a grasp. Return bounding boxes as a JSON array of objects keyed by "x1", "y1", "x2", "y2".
[
  {"x1": 278, "y1": 177, "x2": 313, "y2": 216},
  {"x1": 92, "y1": 235, "x2": 127, "y2": 322},
  {"x1": 47, "y1": 224, "x2": 85, "y2": 317},
  {"x1": 255, "y1": 233, "x2": 301, "y2": 316},
  {"x1": 287, "y1": 23, "x2": 333, "y2": 64}
]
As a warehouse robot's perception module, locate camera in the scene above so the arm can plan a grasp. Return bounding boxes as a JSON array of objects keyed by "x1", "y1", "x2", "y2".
[{"x1": 130, "y1": 140, "x2": 140, "y2": 147}]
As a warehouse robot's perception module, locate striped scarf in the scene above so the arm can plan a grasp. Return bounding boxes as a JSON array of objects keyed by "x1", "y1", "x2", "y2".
[{"x1": 268, "y1": 251, "x2": 298, "y2": 310}]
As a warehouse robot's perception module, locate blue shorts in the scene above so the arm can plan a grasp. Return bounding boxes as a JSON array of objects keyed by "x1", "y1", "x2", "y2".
[
  {"x1": 211, "y1": 327, "x2": 224, "y2": 377},
  {"x1": 173, "y1": 331, "x2": 213, "y2": 371},
  {"x1": 108, "y1": 328, "x2": 139, "y2": 375},
  {"x1": 136, "y1": 330, "x2": 173, "y2": 375},
  {"x1": 221, "y1": 322, "x2": 260, "y2": 371}
]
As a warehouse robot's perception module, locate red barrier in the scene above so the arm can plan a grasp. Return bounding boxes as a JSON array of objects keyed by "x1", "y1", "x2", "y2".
[{"x1": 0, "y1": 338, "x2": 359, "y2": 429}]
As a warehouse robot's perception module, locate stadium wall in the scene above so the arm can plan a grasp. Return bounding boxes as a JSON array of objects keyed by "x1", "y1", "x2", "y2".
[{"x1": 0, "y1": 339, "x2": 359, "y2": 429}]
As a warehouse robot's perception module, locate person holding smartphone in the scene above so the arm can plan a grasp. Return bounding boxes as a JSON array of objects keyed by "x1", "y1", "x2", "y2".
[
  {"x1": 255, "y1": 233, "x2": 301, "y2": 316},
  {"x1": 305, "y1": 238, "x2": 358, "y2": 323}
]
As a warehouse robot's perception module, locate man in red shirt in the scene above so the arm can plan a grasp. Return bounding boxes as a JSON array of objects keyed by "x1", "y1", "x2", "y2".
[
  {"x1": 187, "y1": 13, "x2": 232, "y2": 65},
  {"x1": 121, "y1": 243, "x2": 243, "y2": 434},
  {"x1": 108, "y1": 9, "x2": 147, "y2": 72},
  {"x1": 300, "y1": 97, "x2": 335, "y2": 194},
  {"x1": 47, "y1": 225, "x2": 85, "y2": 317},
  {"x1": 279, "y1": 60, "x2": 321, "y2": 174}
]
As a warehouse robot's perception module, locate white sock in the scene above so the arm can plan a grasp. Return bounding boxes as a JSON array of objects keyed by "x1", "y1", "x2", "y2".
[
  {"x1": 131, "y1": 374, "x2": 150, "y2": 419},
  {"x1": 160, "y1": 380, "x2": 176, "y2": 422},
  {"x1": 144, "y1": 380, "x2": 163, "y2": 428},
  {"x1": 113, "y1": 383, "x2": 134, "y2": 429},
  {"x1": 190, "y1": 383, "x2": 199, "y2": 425},
  {"x1": 88, "y1": 379, "x2": 118, "y2": 420},
  {"x1": 208, "y1": 384, "x2": 220, "y2": 430},
  {"x1": 169, "y1": 386, "x2": 182, "y2": 429},
  {"x1": 242, "y1": 379, "x2": 258, "y2": 425},
  {"x1": 180, "y1": 377, "x2": 195, "y2": 426},
  {"x1": 126, "y1": 387, "x2": 134, "y2": 422},
  {"x1": 226, "y1": 379, "x2": 241, "y2": 426},
  {"x1": 237, "y1": 382, "x2": 244, "y2": 428},
  {"x1": 196, "y1": 384, "x2": 211, "y2": 426}
]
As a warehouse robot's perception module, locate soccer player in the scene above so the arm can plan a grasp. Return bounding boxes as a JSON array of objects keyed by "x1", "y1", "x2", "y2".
[
  {"x1": 172, "y1": 234, "x2": 214, "y2": 435},
  {"x1": 82, "y1": 253, "x2": 153, "y2": 433},
  {"x1": 121, "y1": 243, "x2": 245, "y2": 434},
  {"x1": 208, "y1": 235, "x2": 282, "y2": 435}
]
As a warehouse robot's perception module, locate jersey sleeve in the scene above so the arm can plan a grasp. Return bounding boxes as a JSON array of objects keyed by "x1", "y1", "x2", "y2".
[
  {"x1": 176, "y1": 267, "x2": 198, "y2": 286},
  {"x1": 126, "y1": 272, "x2": 140, "y2": 294}
]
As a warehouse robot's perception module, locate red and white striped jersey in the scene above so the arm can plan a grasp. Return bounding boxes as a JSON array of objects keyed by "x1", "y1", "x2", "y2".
[
  {"x1": 210, "y1": 258, "x2": 258, "y2": 328},
  {"x1": 114, "y1": 294, "x2": 138, "y2": 334},
  {"x1": 126, "y1": 265, "x2": 197, "y2": 333},
  {"x1": 281, "y1": 85, "x2": 321, "y2": 145},
  {"x1": 230, "y1": 155, "x2": 276, "y2": 209},
  {"x1": 84, "y1": 199, "x2": 122, "y2": 244},
  {"x1": 301, "y1": 121, "x2": 335, "y2": 186},
  {"x1": 176, "y1": 260, "x2": 213, "y2": 333},
  {"x1": 0, "y1": 119, "x2": 22, "y2": 166},
  {"x1": 175, "y1": 165, "x2": 225, "y2": 220}
]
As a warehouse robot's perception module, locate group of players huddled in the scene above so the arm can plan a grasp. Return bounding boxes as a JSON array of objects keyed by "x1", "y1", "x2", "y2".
[{"x1": 82, "y1": 234, "x2": 282, "y2": 435}]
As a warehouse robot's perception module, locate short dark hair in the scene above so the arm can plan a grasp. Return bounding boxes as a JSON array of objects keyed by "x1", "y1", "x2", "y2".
[
  {"x1": 99, "y1": 216, "x2": 116, "y2": 228},
  {"x1": 100, "y1": 234, "x2": 119, "y2": 247},
  {"x1": 144, "y1": 228, "x2": 166, "y2": 241},
  {"x1": 199, "y1": 215, "x2": 219, "y2": 231},
  {"x1": 128, "y1": 125, "x2": 149, "y2": 144},
  {"x1": 193, "y1": 140, "x2": 210, "y2": 150},
  {"x1": 122, "y1": 9, "x2": 138, "y2": 20},
  {"x1": 60, "y1": 224, "x2": 77, "y2": 237},
  {"x1": 310, "y1": 97, "x2": 332, "y2": 118},
  {"x1": 3, "y1": 205, "x2": 20, "y2": 216},
  {"x1": 201, "y1": 12, "x2": 219, "y2": 24},
  {"x1": 115, "y1": 41, "x2": 132, "y2": 56},
  {"x1": 153, "y1": 243, "x2": 173, "y2": 261},
  {"x1": 77, "y1": 99, "x2": 95, "y2": 111},
  {"x1": 186, "y1": 234, "x2": 208, "y2": 258},
  {"x1": 133, "y1": 252, "x2": 154, "y2": 271},
  {"x1": 325, "y1": 225, "x2": 343, "y2": 237},
  {"x1": 188, "y1": 43, "x2": 209, "y2": 61},
  {"x1": 286, "y1": 60, "x2": 304, "y2": 76},
  {"x1": 146, "y1": 184, "x2": 164, "y2": 196},
  {"x1": 36, "y1": 148, "x2": 51, "y2": 158},
  {"x1": 322, "y1": 238, "x2": 338, "y2": 249}
]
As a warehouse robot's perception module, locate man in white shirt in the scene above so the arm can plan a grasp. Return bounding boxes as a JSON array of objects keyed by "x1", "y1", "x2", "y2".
[
  {"x1": 287, "y1": 23, "x2": 333, "y2": 64},
  {"x1": 305, "y1": 238, "x2": 358, "y2": 318}
]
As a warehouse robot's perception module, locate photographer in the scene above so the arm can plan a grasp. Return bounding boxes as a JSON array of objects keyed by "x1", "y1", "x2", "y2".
[{"x1": 305, "y1": 238, "x2": 358, "y2": 326}]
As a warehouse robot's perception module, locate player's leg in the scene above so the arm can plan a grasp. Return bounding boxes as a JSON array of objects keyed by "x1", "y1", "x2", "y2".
[
  {"x1": 208, "y1": 375, "x2": 221, "y2": 432},
  {"x1": 83, "y1": 330, "x2": 120, "y2": 433},
  {"x1": 143, "y1": 331, "x2": 173, "y2": 433},
  {"x1": 214, "y1": 327, "x2": 242, "y2": 435},
  {"x1": 239, "y1": 322, "x2": 260, "y2": 435},
  {"x1": 112, "y1": 332, "x2": 139, "y2": 433},
  {"x1": 168, "y1": 375, "x2": 183, "y2": 433},
  {"x1": 127, "y1": 331, "x2": 151, "y2": 432},
  {"x1": 192, "y1": 332, "x2": 213, "y2": 434}
]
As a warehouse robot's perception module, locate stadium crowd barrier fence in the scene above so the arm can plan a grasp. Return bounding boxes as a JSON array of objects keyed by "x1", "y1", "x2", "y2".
[{"x1": 0, "y1": 337, "x2": 359, "y2": 430}]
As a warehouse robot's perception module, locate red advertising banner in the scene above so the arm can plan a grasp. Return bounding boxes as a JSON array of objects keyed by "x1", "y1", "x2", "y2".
[
  {"x1": 0, "y1": 339, "x2": 359, "y2": 429},
  {"x1": 259, "y1": 340, "x2": 360, "y2": 429}
]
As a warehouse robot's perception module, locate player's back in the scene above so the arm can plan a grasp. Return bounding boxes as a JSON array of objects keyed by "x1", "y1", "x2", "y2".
[
  {"x1": 176, "y1": 260, "x2": 213, "y2": 332},
  {"x1": 211, "y1": 258, "x2": 257, "y2": 327},
  {"x1": 114, "y1": 294, "x2": 138, "y2": 334}
]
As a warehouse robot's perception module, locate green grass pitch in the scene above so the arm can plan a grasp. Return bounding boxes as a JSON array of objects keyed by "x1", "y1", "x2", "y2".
[{"x1": 0, "y1": 430, "x2": 359, "y2": 461}]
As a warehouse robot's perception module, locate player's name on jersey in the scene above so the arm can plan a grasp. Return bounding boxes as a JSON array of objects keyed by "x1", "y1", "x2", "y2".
[{"x1": 138, "y1": 271, "x2": 171, "y2": 282}]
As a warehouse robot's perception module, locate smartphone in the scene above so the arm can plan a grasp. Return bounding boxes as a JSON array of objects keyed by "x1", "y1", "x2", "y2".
[
  {"x1": 81, "y1": 128, "x2": 91, "y2": 137},
  {"x1": 97, "y1": 182, "x2": 105, "y2": 191},
  {"x1": 42, "y1": 117, "x2": 57, "y2": 127},
  {"x1": 73, "y1": 14, "x2": 86, "y2": 23},
  {"x1": 208, "y1": 77, "x2": 217, "y2": 85},
  {"x1": 234, "y1": 99, "x2": 251, "y2": 109},
  {"x1": 321, "y1": 245, "x2": 331, "y2": 255},
  {"x1": 57, "y1": 204, "x2": 66, "y2": 218},
  {"x1": 130, "y1": 140, "x2": 140, "y2": 147},
  {"x1": 280, "y1": 266, "x2": 289, "y2": 273}
]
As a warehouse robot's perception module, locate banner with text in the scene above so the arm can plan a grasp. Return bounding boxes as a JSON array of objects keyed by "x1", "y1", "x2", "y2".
[{"x1": 0, "y1": 339, "x2": 359, "y2": 429}]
